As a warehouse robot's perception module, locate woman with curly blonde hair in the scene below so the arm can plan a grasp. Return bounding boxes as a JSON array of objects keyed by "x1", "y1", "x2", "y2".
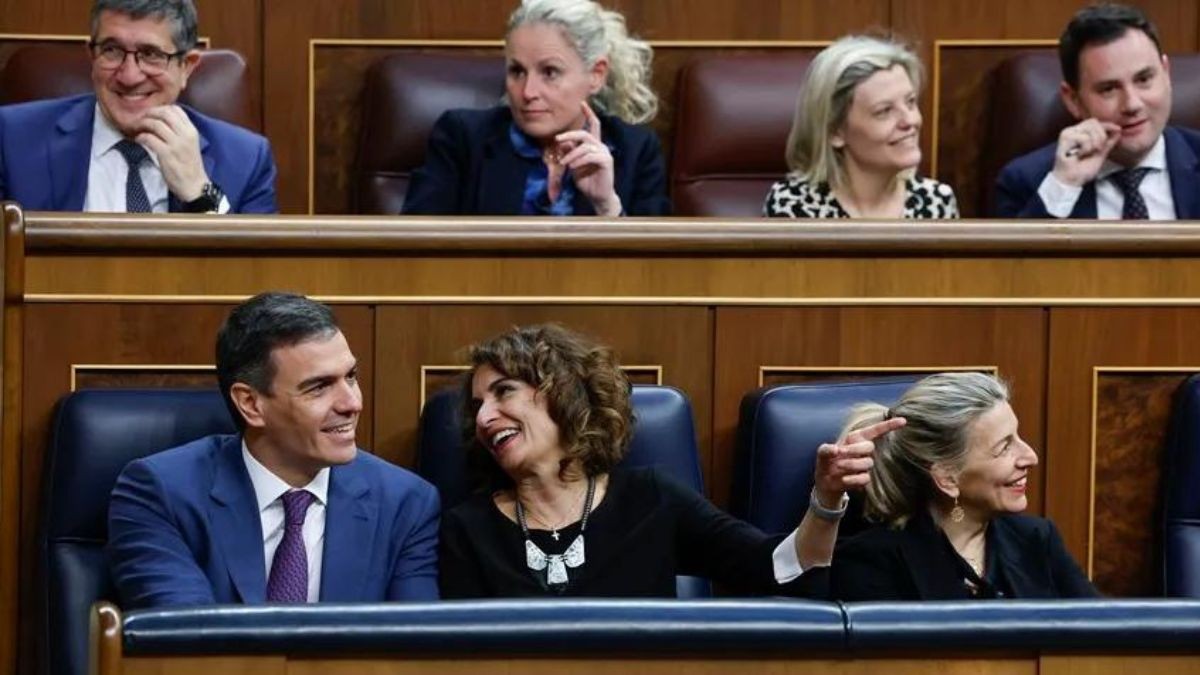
[
  {"x1": 403, "y1": 0, "x2": 670, "y2": 217},
  {"x1": 439, "y1": 324, "x2": 902, "y2": 598}
]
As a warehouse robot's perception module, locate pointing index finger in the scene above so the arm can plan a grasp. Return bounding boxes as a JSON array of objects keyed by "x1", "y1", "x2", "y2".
[
  {"x1": 843, "y1": 416, "x2": 906, "y2": 444},
  {"x1": 581, "y1": 100, "x2": 601, "y2": 143}
]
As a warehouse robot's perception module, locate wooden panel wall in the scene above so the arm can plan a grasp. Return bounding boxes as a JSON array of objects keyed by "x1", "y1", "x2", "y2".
[{"x1": 3, "y1": 1, "x2": 1200, "y2": 214}]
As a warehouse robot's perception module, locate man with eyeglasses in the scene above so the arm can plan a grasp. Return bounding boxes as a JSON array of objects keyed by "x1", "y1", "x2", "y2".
[{"x1": 0, "y1": 0, "x2": 277, "y2": 213}]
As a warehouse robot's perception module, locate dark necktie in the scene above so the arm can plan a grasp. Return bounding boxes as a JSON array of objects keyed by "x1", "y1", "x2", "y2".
[
  {"x1": 1111, "y1": 167, "x2": 1152, "y2": 220},
  {"x1": 114, "y1": 140, "x2": 152, "y2": 213},
  {"x1": 266, "y1": 490, "x2": 316, "y2": 603}
]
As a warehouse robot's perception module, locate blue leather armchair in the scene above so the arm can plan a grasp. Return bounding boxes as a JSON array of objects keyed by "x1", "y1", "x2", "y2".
[
  {"x1": 417, "y1": 384, "x2": 710, "y2": 597},
  {"x1": 1163, "y1": 374, "x2": 1200, "y2": 597},
  {"x1": 731, "y1": 377, "x2": 920, "y2": 534},
  {"x1": 39, "y1": 389, "x2": 235, "y2": 675}
]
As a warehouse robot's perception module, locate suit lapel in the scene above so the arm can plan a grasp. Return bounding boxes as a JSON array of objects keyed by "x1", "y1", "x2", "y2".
[
  {"x1": 319, "y1": 459, "x2": 377, "y2": 601},
  {"x1": 208, "y1": 437, "x2": 268, "y2": 603},
  {"x1": 1163, "y1": 127, "x2": 1200, "y2": 219},
  {"x1": 479, "y1": 124, "x2": 528, "y2": 215},
  {"x1": 49, "y1": 97, "x2": 96, "y2": 211}
]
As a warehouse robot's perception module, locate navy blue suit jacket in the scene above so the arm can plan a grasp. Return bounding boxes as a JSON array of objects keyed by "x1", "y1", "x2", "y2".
[
  {"x1": 108, "y1": 434, "x2": 440, "y2": 608},
  {"x1": 993, "y1": 126, "x2": 1200, "y2": 218},
  {"x1": 0, "y1": 94, "x2": 277, "y2": 213},
  {"x1": 402, "y1": 106, "x2": 671, "y2": 216}
]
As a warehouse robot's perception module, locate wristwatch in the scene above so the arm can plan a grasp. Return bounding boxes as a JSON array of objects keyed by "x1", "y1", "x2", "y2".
[
  {"x1": 809, "y1": 488, "x2": 849, "y2": 522},
  {"x1": 180, "y1": 182, "x2": 224, "y2": 213}
]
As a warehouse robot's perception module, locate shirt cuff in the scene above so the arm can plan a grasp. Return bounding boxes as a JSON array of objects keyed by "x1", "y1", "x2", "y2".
[
  {"x1": 1036, "y1": 172, "x2": 1083, "y2": 219},
  {"x1": 217, "y1": 195, "x2": 231, "y2": 215},
  {"x1": 772, "y1": 530, "x2": 811, "y2": 584}
]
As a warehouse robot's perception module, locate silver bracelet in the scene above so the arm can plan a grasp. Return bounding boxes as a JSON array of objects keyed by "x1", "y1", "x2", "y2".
[{"x1": 809, "y1": 488, "x2": 849, "y2": 522}]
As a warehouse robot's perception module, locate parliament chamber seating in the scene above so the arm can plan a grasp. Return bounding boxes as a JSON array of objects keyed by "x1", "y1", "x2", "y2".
[
  {"x1": 979, "y1": 51, "x2": 1200, "y2": 215},
  {"x1": 38, "y1": 389, "x2": 235, "y2": 675},
  {"x1": 0, "y1": 43, "x2": 257, "y2": 131},
  {"x1": 670, "y1": 54, "x2": 812, "y2": 217},
  {"x1": 1163, "y1": 374, "x2": 1200, "y2": 598},
  {"x1": 353, "y1": 53, "x2": 504, "y2": 214},
  {"x1": 730, "y1": 377, "x2": 919, "y2": 535},
  {"x1": 416, "y1": 384, "x2": 711, "y2": 597}
]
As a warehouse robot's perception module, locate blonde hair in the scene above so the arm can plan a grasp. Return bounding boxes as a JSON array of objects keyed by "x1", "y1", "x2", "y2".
[
  {"x1": 841, "y1": 372, "x2": 1008, "y2": 528},
  {"x1": 785, "y1": 35, "x2": 923, "y2": 189},
  {"x1": 507, "y1": 0, "x2": 658, "y2": 124}
]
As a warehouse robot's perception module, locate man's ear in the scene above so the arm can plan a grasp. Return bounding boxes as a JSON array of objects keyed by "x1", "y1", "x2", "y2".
[
  {"x1": 230, "y1": 382, "x2": 266, "y2": 429},
  {"x1": 1059, "y1": 80, "x2": 1084, "y2": 121},
  {"x1": 178, "y1": 49, "x2": 201, "y2": 89},
  {"x1": 929, "y1": 462, "x2": 960, "y2": 500}
]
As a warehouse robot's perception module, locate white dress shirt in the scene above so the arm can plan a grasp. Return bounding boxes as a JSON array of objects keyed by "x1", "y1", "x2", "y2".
[
  {"x1": 242, "y1": 441, "x2": 329, "y2": 602},
  {"x1": 83, "y1": 104, "x2": 229, "y2": 213},
  {"x1": 1037, "y1": 134, "x2": 1175, "y2": 219}
]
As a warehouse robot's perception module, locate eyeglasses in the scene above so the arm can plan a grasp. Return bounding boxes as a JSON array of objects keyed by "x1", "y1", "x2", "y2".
[{"x1": 88, "y1": 41, "x2": 187, "y2": 75}]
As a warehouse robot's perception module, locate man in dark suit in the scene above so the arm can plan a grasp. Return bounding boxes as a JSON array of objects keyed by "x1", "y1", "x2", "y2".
[
  {"x1": 108, "y1": 293, "x2": 439, "y2": 607},
  {"x1": 993, "y1": 3, "x2": 1200, "y2": 219},
  {"x1": 0, "y1": 0, "x2": 276, "y2": 213}
]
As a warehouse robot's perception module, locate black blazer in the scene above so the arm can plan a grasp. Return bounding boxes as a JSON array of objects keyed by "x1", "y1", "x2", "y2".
[
  {"x1": 830, "y1": 511, "x2": 1099, "y2": 601},
  {"x1": 402, "y1": 106, "x2": 671, "y2": 216}
]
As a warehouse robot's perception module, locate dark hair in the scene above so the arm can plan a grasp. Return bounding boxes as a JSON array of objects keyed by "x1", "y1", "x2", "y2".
[
  {"x1": 459, "y1": 323, "x2": 633, "y2": 488},
  {"x1": 91, "y1": 0, "x2": 199, "y2": 51},
  {"x1": 1059, "y1": 3, "x2": 1161, "y2": 89},
  {"x1": 215, "y1": 292, "x2": 340, "y2": 431}
]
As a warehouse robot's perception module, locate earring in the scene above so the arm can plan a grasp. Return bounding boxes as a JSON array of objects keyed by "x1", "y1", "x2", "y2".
[{"x1": 950, "y1": 496, "x2": 965, "y2": 523}]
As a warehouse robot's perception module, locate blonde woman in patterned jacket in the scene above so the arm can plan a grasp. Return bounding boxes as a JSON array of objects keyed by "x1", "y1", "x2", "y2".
[{"x1": 764, "y1": 35, "x2": 958, "y2": 219}]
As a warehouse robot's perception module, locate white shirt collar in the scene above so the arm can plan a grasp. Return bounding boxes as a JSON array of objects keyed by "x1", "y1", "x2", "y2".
[
  {"x1": 90, "y1": 103, "x2": 161, "y2": 167},
  {"x1": 1098, "y1": 133, "x2": 1167, "y2": 180},
  {"x1": 241, "y1": 439, "x2": 330, "y2": 512}
]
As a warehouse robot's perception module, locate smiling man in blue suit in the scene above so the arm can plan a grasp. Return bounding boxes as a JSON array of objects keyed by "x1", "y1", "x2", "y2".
[
  {"x1": 108, "y1": 293, "x2": 439, "y2": 607},
  {"x1": 0, "y1": 0, "x2": 276, "y2": 213}
]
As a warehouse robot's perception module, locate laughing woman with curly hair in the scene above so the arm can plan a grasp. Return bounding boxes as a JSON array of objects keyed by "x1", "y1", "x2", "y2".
[{"x1": 438, "y1": 324, "x2": 902, "y2": 598}]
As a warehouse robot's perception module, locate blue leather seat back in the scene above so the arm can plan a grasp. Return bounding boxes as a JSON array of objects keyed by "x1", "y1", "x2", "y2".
[
  {"x1": 40, "y1": 389, "x2": 235, "y2": 675},
  {"x1": 1163, "y1": 374, "x2": 1200, "y2": 597},
  {"x1": 417, "y1": 384, "x2": 709, "y2": 597},
  {"x1": 731, "y1": 376, "x2": 920, "y2": 534}
]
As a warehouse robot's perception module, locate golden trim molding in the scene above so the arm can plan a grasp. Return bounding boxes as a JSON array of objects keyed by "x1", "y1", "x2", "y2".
[
  {"x1": 756, "y1": 364, "x2": 997, "y2": 388},
  {"x1": 930, "y1": 38, "x2": 1058, "y2": 180},
  {"x1": 69, "y1": 363, "x2": 215, "y2": 391},
  {"x1": 1086, "y1": 366, "x2": 1200, "y2": 578}
]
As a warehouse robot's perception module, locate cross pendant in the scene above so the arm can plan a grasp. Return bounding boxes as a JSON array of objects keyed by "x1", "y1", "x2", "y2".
[{"x1": 551, "y1": 529, "x2": 560, "y2": 541}]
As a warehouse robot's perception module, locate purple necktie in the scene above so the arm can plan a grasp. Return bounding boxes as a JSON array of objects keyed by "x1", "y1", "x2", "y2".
[{"x1": 266, "y1": 489, "x2": 316, "y2": 603}]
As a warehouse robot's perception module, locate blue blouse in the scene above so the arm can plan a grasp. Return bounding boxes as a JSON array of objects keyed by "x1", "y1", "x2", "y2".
[{"x1": 508, "y1": 123, "x2": 578, "y2": 216}]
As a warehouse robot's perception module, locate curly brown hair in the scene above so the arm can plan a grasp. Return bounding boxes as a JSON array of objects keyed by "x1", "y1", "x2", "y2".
[{"x1": 459, "y1": 324, "x2": 634, "y2": 486}]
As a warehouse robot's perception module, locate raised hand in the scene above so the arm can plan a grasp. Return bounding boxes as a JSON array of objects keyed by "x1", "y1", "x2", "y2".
[
  {"x1": 1051, "y1": 118, "x2": 1121, "y2": 188},
  {"x1": 554, "y1": 101, "x2": 620, "y2": 217},
  {"x1": 135, "y1": 105, "x2": 208, "y2": 202},
  {"x1": 812, "y1": 416, "x2": 906, "y2": 508}
]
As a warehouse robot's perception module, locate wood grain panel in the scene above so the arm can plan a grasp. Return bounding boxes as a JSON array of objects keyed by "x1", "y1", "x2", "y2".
[
  {"x1": 1046, "y1": 308, "x2": 1200, "y2": 587},
  {"x1": 1092, "y1": 372, "x2": 1183, "y2": 597},
  {"x1": 372, "y1": 305, "x2": 712, "y2": 479},
  {"x1": 73, "y1": 367, "x2": 216, "y2": 390},
  {"x1": 712, "y1": 306, "x2": 1047, "y2": 509},
  {"x1": 1041, "y1": 654, "x2": 1200, "y2": 675},
  {"x1": 17, "y1": 303, "x2": 372, "y2": 675},
  {"x1": 27, "y1": 254, "x2": 1200, "y2": 300}
]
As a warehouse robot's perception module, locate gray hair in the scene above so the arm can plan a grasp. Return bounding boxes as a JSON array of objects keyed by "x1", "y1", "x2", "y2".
[
  {"x1": 507, "y1": 0, "x2": 658, "y2": 124},
  {"x1": 90, "y1": 0, "x2": 199, "y2": 52},
  {"x1": 841, "y1": 372, "x2": 1009, "y2": 528},
  {"x1": 785, "y1": 35, "x2": 923, "y2": 189}
]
